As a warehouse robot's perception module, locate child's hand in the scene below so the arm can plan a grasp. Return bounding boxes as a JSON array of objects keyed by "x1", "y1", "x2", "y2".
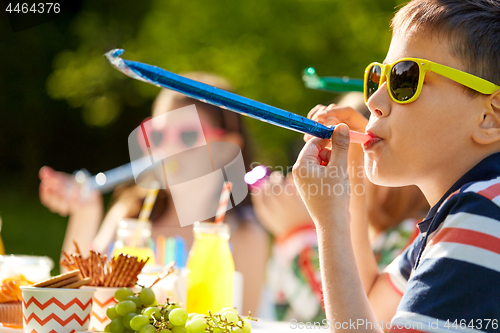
[
  {"x1": 304, "y1": 103, "x2": 368, "y2": 140},
  {"x1": 305, "y1": 104, "x2": 368, "y2": 165},
  {"x1": 39, "y1": 166, "x2": 101, "y2": 217},
  {"x1": 293, "y1": 124, "x2": 351, "y2": 226},
  {"x1": 251, "y1": 171, "x2": 313, "y2": 237}
]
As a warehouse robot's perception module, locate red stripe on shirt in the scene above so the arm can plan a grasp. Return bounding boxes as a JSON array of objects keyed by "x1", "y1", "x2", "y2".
[
  {"x1": 429, "y1": 227, "x2": 500, "y2": 255},
  {"x1": 477, "y1": 182, "x2": 500, "y2": 201},
  {"x1": 384, "y1": 271, "x2": 404, "y2": 297}
]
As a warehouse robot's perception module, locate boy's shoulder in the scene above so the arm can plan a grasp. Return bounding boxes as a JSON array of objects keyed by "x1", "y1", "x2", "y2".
[{"x1": 436, "y1": 174, "x2": 500, "y2": 221}]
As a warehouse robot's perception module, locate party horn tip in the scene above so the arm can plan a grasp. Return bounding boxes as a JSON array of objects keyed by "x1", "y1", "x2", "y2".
[{"x1": 349, "y1": 131, "x2": 372, "y2": 144}]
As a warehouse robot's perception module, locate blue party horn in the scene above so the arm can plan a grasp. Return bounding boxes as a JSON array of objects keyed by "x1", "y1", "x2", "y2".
[{"x1": 105, "y1": 49, "x2": 371, "y2": 144}]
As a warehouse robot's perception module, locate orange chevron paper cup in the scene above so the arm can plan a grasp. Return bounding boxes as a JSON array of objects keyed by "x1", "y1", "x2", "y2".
[
  {"x1": 21, "y1": 286, "x2": 95, "y2": 333},
  {"x1": 82, "y1": 287, "x2": 119, "y2": 331}
]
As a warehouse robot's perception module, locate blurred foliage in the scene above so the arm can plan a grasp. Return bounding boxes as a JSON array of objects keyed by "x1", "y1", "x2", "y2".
[{"x1": 46, "y1": 0, "x2": 404, "y2": 167}]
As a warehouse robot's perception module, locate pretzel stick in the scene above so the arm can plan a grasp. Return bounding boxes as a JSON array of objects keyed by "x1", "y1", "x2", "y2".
[
  {"x1": 73, "y1": 254, "x2": 86, "y2": 279},
  {"x1": 106, "y1": 255, "x2": 124, "y2": 287},
  {"x1": 112, "y1": 254, "x2": 130, "y2": 287},
  {"x1": 62, "y1": 251, "x2": 73, "y2": 264},
  {"x1": 149, "y1": 261, "x2": 176, "y2": 288},
  {"x1": 115, "y1": 256, "x2": 134, "y2": 287},
  {"x1": 103, "y1": 257, "x2": 116, "y2": 287},
  {"x1": 112, "y1": 255, "x2": 127, "y2": 287},
  {"x1": 73, "y1": 240, "x2": 82, "y2": 256},
  {"x1": 120, "y1": 259, "x2": 141, "y2": 287},
  {"x1": 129, "y1": 258, "x2": 149, "y2": 287}
]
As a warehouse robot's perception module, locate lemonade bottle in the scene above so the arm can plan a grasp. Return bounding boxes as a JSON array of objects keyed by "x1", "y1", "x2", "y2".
[
  {"x1": 112, "y1": 218, "x2": 156, "y2": 265},
  {"x1": 186, "y1": 222, "x2": 234, "y2": 314}
]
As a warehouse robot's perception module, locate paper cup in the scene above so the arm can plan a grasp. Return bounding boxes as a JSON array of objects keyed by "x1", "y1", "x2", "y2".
[
  {"x1": 21, "y1": 286, "x2": 95, "y2": 333},
  {"x1": 82, "y1": 287, "x2": 118, "y2": 331}
]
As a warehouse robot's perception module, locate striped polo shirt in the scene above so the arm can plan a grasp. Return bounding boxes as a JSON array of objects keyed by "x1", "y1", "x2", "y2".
[{"x1": 385, "y1": 153, "x2": 500, "y2": 333}]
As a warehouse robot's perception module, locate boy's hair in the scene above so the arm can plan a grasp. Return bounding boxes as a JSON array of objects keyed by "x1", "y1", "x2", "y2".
[{"x1": 391, "y1": 0, "x2": 500, "y2": 96}]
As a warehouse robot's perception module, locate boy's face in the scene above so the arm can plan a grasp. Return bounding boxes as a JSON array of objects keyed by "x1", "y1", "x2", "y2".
[{"x1": 363, "y1": 30, "x2": 484, "y2": 194}]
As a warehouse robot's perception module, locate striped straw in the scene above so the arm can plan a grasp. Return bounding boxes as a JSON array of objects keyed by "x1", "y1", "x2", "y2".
[
  {"x1": 130, "y1": 181, "x2": 160, "y2": 249},
  {"x1": 214, "y1": 181, "x2": 233, "y2": 224},
  {"x1": 138, "y1": 181, "x2": 160, "y2": 222}
]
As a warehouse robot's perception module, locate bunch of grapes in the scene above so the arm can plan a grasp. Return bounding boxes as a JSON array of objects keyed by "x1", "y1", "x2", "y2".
[{"x1": 105, "y1": 287, "x2": 254, "y2": 333}]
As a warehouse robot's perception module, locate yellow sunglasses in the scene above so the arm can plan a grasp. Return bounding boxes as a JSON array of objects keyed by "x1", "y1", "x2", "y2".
[{"x1": 364, "y1": 57, "x2": 500, "y2": 104}]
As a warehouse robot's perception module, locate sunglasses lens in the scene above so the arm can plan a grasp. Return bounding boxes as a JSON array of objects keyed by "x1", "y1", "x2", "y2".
[
  {"x1": 181, "y1": 130, "x2": 199, "y2": 147},
  {"x1": 151, "y1": 131, "x2": 163, "y2": 146},
  {"x1": 390, "y1": 61, "x2": 419, "y2": 102},
  {"x1": 366, "y1": 65, "x2": 382, "y2": 101}
]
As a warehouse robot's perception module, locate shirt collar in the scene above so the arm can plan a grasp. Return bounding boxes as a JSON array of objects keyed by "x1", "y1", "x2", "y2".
[{"x1": 418, "y1": 152, "x2": 500, "y2": 233}]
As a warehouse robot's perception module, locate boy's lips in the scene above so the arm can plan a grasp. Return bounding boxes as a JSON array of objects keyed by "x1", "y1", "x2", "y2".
[{"x1": 363, "y1": 130, "x2": 383, "y2": 150}]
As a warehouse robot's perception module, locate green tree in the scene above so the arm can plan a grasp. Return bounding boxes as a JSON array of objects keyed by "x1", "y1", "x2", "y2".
[{"x1": 47, "y1": 0, "x2": 404, "y2": 167}]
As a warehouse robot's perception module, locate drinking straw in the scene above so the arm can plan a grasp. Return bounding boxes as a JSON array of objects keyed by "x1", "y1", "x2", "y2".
[
  {"x1": 214, "y1": 181, "x2": 233, "y2": 224},
  {"x1": 156, "y1": 235, "x2": 166, "y2": 266},
  {"x1": 131, "y1": 181, "x2": 160, "y2": 248},
  {"x1": 166, "y1": 237, "x2": 176, "y2": 265},
  {"x1": 174, "y1": 236, "x2": 187, "y2": 268},
  {"x1": 105, "y1": 49, "x2": 371, "y2": 143},
  {"x1": 138, "y1": 181, "x2": 160, "y2": 222}
]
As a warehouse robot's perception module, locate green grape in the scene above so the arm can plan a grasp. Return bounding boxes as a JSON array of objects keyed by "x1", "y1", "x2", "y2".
[
  {"x1": 107, "y1": 306, "x2": 120, "y2": 320},
  {"x1": 171, "y1": 327, "x2": 187, "y2": 333},
  {"x1": 221, "y1": 311, "x2": 239, "y2": 324},
  {"x1": 167, "y1": 303, "x2": 180, "y2": 311},
  {"x1": 191, "y1": 314, "x2": 206, "y2": 321},
  {"x1": 187, "y1": 313, "x2": 197, "y2": 321},
  {"x1": 104, "y1": 324, "x2": 111, "y2": 332},
  {"x1": 232, "y1": 328, "x2": 243, "y2": 333},
  {"x1": 110, "y1": 318, "x2": 126, "y2": 333},
  {"x1": 143, "y1": 307, "x2": 161, "y2": 320},
  {"x1": 168, "y1": 308, "x2": 188, "y2": 326},
  {"x1": 138, "y1": 288, "x2": 156, "y2": 306},
  {"x1": 186, "y1": 318, "x2": 208, "y2": 333},
  {"x1": 124, "y1": 330, "x2": 134, "y2": 333},
  {"x1": 116, "y1": 300, "x2": 137, "y2": 316},
  {"x1": 241, "y1": 319, "x2": 252, "y2": 333},
  {"x1": 220, "y1": 307, "x2": 238, "y2": 315},
  {"x1": 115, "y1": 288, "x2": 135, "y2": 302},
  {"x1": 122, "y1": 313, "x2": 136, "y2": 330},
  {"x1": 130, "y1": 314, "x2": 150, "y2": 331},
  {"x1": 125, "y1": 295, "x2": 142, "y2": 308},
  {"x1": 159, "y1": 330, "x2": 172, "y2": 333},
  {"x1": 212, "y1": 328, "x2": 221, "y2": 333},
  {"x1": 139, "y1": 324, "x2": 156, "y2": 333}
]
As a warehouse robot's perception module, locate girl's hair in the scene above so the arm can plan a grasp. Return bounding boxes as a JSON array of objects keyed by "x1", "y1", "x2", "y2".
[
  {"x1": 391, "y1": 0, "x2": 500, "y2": 97},
  {"x1": 113, "y1": 72, "x2": 253, "y2": 221}
]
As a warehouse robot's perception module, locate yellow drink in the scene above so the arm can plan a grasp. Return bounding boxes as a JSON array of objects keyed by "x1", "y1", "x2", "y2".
[
  {"x1": 113, "y1": 218, "x2": 156, "y2": 265},
  {"x1": 112, "y1": 246, "x2": 156, "y2": 265},
  {"x1": 186, "y1": 222, "x2": 234, "y2": 314}
]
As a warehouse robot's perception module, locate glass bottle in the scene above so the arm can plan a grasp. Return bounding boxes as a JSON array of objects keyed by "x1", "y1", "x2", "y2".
[
  {"x1": 112, "y1": 218, "x2": 156, "y2": 265},
  {"x1": 186, "y1": 222, "x2": 234, "y2": 314}
]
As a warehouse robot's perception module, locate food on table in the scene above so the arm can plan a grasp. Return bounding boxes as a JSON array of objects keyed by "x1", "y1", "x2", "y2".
[
  {"x1": 106, "y1": 286, "x2": 255, "y2": 333},
  {"x1": 60, "y1": 241, "x2": 149, "y2": 287},
  {"x1": 0, "y1": 275, "x2": 33, "y2": 324},
  {"x1": 32, "y1": 269, "x2": 91, "y2": 288}
]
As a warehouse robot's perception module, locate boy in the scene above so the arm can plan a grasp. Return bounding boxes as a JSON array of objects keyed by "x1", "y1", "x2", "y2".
[{"x1": 293, "y1": 0, "x2": 500, "y2": 332}]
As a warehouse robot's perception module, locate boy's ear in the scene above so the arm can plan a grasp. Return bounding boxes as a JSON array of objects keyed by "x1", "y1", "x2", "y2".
[{"x1": 473, "y1": 90, "x2": 500, "y2": 145}]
